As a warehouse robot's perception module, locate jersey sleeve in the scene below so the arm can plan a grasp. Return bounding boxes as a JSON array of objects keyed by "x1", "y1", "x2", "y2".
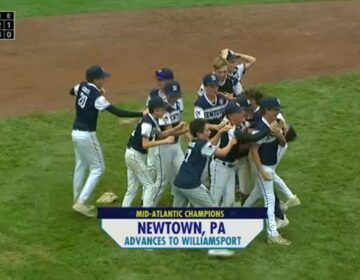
[
  {"x1": 178, "y1": 98, "x2": 184, "y2": 112},
  {"x1": 72, "y1": 84, "x2": 80, "y2": 96},
  {"x1": 141, "y1": 122, "x2": 153, "y2": 138},
  {"x1": 158, "y1": 112, "x2": 172, "y2": 126},
  {"x1": 95, "y1": 96, "x2": 111, "y2": 111},
  {"x1": 197, "y1": 84, "x2": 205, "y2": 97},
  {"x1": 236, "y1": 63, "x2": 246, "y2": 80},
  {"x1": 251, "y1": 129, "x2": 265, "y2": 145},
  {"x1": 200, "y1": 142, "x2": 217, "y2": 157},
  {"x1": 194, "y1": 106, "x2": 205, "y2": 119}
]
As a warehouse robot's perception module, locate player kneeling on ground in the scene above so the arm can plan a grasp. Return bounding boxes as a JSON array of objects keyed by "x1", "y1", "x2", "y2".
[{"x1": 122, "y1": 97, "x2": 185, "y2": 207}]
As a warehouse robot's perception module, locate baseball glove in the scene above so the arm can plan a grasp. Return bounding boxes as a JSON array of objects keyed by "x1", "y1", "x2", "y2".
[{"x1": 285, "y1": 125, "x2": 297, "y2": 142}]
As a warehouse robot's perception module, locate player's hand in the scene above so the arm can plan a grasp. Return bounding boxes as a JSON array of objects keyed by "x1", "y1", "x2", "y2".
[
  {"x1": 218, "y1": 119, "x2": 229, "y2": 130},
  {"x1": 142, "y1": 108, "x2": 149, "y2": 116},
  {"x1": 165, "y1": 136, "x2": 175, "y2": 144},
  {"x1": 220, "y1": 123, "x2": 233, "y2": 133},
  {"x1": 177, "y1": 122, "x2": 187, "y2": 129},
  {"x1": 220, "y1": 48, "x2": 230, "y2": 60},
  {"x1": 260, "y1": 169, "x2": 272, "y2": 181},
  {"x1": 269, "y1": 121, "x2": 281, "y2": 135},
  {"x1": 100, "y1": 88, "x2": 106, "y2": 95}
]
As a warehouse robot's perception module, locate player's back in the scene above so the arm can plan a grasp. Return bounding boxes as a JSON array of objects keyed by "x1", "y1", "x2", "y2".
[
  {"x1": 174, "y1": 139, "x2": 209, "y2": 188},
  {"x1": 73, "y1": 82, "x2": 101, "y2": 132}
]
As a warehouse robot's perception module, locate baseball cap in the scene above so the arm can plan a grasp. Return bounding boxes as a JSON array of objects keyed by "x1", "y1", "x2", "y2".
[
  {"x1": 236, "y1": 96, "x2": 251, "y2": 108},
  {"x1": 155, "y1": 68, "x2": 174, "y2": 80},
  {"x1": 86, "y1": 65, "x2": 111, "y2": 81},
  {"x1": 164, "y1": 80, "x2": 182, "y2": 97},
  {"x1": 225, "y1": 102, "x2": 246, "y2": 115},
  {"x1": 226, "y1": 50, "x2": 241, "y2": 61},
  {"x1": 148, "y1": 96, "x2": 167, "y2": 111},
  {"x1": 260, "y1": 96, "x2": 281, "y2": 110},
  {"x1": 202, "y1": 73, "x2": 219, "y2": 87}
]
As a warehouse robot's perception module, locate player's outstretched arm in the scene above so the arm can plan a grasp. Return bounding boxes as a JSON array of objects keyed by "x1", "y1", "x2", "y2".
[
  {"x1": 209, "y1": 124, "x2": 232, "y2": 145},
  {"x1": 159, "y1": 122, "x2": 186, "y2": 138},
  {"x1": 142, "y1": 136, "x2": 175, "y2": 149},
  {"x1": 235, "y1": 127, "x2": 270, "y2": 143},
  {"x1": 106, "y1": 105, "x2": 143, "y2": 118}
]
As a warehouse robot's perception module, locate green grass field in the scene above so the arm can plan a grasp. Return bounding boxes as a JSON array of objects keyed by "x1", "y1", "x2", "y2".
[
  {"x1": 2, "y1": 0, "x2": 338, "y2": 18},
  {"x1": 1, "y1": 0, "x2": 360, "y2": 279},
  {"x1": 1, "y1": 72, "x2": 360, "y2": 279}
]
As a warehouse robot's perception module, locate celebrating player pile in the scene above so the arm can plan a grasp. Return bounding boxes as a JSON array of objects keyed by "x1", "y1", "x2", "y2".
[{"x1": 69, "y1": 49, "x2": 301, "y2": 254}]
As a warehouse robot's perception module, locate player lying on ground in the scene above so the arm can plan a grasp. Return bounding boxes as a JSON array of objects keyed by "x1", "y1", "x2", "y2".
[
  {"x1": 70, "y1": 65, "x2": 144, "y2": 218},
  {"x1": 122, "y1": 96, "x2": 186, "y2": 207}
]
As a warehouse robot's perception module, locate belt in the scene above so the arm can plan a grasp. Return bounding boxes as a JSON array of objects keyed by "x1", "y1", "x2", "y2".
[{"x1": 215, "y1": 158, "x2": 235, "y2": 168}]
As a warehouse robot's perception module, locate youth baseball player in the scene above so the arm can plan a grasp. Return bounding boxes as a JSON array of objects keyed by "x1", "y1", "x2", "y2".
[
  {"x1": 210, "y1": 102, "x2": 271, "y2": 207},
  {"x1": 122, "y1": 97, "x2": 185, "y2": 207},
  {"x1": 220, "y1": 49, "x2": 256, "y2": 94},
  {"x1": 173, "y1": 118, "x2": 236, "y2": 257},
  {"x1": 197, "y1": 57, "x2": 241, "y2": 101},
  {"x1": 250, "y1": 96, "x2": 291, "y2": 245},
  {"x1": 145, "y1": 68, "x2": 183, "y2": 187},
  {"x1": 194, "y1": 73, "x2": 228, "y2": 185},
  {"x1": 70, "y1": 65, "x2": 144, "y2": 217},
  {"x1": 153, "y1": 81, "x2": 188, "y2": 206}
]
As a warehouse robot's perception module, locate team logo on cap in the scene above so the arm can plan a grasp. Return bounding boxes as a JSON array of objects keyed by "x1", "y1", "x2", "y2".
[
  {"x1": 211, "y1": 75, "x2": 217, "y2": 81},
  {"x1": 172, "y1": 85, "x2": 178, "y2": 91},
  {"x1": 277, "y1": 98, "x2": 281, "y2": 105}
]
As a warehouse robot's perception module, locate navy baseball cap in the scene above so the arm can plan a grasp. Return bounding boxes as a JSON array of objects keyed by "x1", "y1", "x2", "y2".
[
  {"x1": 148, "y1": 96, "x2": 167, "y2": 111},
  {"x1": 202, "y1": 73, "x2": 219, "y2": 87},
  {"x1": 260, "y1": 96, "x2": 281, "y2": 110},
  {"x1": 86, "y1": 65, "x2": 111, "y2": 81},
  {"x1": 164, "y1": 80, "x2": 182, "y2": 97},
  {"x1": 226, "y1": 50, "x2": 241, "y2": 61},
  {"x1": 225, "y1": 102, "x2": 246, "y2": 115},
  {"x1": 155, "y1": 68, "x2": 174, "y2": 80},
  {"x1": 236, "y1": 96, "x2": 251, "y2": 108}
]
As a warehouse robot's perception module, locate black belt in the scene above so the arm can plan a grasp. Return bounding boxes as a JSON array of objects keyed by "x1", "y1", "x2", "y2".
[{"x1": 215, "y1": 158, "x2": 235, "y2": 168}]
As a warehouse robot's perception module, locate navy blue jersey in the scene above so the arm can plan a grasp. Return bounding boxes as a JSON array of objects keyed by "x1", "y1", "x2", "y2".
[
  {"x1": 255, "y1": 118, "x2": 280, "y2": 166},
  {"x1": 159, "y1": 101, "x2": 182, "y2": 143},
  {"x1": 215, "y1": 128, "x2": 239, "y2": 163},
  {"x1": 174, "y1": 139, "x2": 216, "y2": 189},
  {"x1": 194, "y1": 94, "x2": 228, "y2": 125},
  {"x1": 72, "y1": 82, "x2": 110, "y2": 132},
  {"x1": 218, "y1": 76, "x2": 239, "y2": 97},
  {"x1": 127, "y1": 114, "x2": 160, "y2": 154}
]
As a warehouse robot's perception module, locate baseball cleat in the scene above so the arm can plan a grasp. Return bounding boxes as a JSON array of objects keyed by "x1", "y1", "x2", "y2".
[
  {"x1": 208, "y1": 249, "x2": 235, "y2": 257},
  {"x1": 280, "y1": 200, "x2": 288, "y2": 212},
  {"x1": 284, "y1": 195, "x2": 301, "y2": 209},
  {"x1": 73, "y1": 202, "x2": 96, "y2": 217},
  {"x1": 267, "y1": 235, "x2": 291, "y2": 246},
  {"x1": 276, "y1": 215, "x2": 290, "y2": 229}
]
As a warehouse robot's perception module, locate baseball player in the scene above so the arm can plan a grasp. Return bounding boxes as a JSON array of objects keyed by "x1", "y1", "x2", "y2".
[
  {"x1": 146, "y1": 68, "x2": 183, "y2": 184},
  {"x1": 250, "y1": 96, "x2": 291, "y2": 245},
  {"x1": 197, "y1": 57, "x2": 241, "y2": 101},
  {"x1": 173, "y1": 118, "x2": 236, "y2": 257},
  {"x1": 122, "y1": 97, "x2": 185, "y2": 207},
  {"x1": 153, "y1": 81, "x2": 188, "y2": 206},
  {"x1": 70, "y1": 65, "x2": 144, "y2": 217},
  {"x1": 220, "y1": 48, "x2": 256, "y2": 93},
  {"x1": 210, "y1": 102, "x2": 272, "y2": 207}
]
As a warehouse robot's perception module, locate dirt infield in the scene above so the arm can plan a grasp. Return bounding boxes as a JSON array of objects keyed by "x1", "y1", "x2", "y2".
[{"x1": 0, "y1": 1, "x2": 359, "y2": 117}]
